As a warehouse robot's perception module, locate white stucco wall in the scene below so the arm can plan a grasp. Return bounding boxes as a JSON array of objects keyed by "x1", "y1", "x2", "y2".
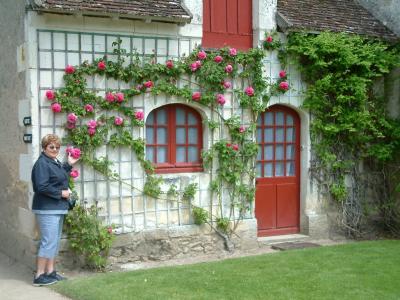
[{"x1": 22, "y1": 0, "x2": 325, "y2": 249}]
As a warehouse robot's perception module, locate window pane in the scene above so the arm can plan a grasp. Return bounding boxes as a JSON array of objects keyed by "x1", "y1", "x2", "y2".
[
  {"x1": 146, "y1": 112, "x2": 154, "y2": 124},
  {"x1": 286, "y1": 145, "x2": 294, "y2": 159},
  {"x1": 275, "y1": 162, "x2": 284, "y2": 176},
  {"x1": 188, "y1": 146, "x2": 198, "y2": 162},
  {"x1": 157, "y1": 127, "x2": 167, "y2": 144},
  {"x1": 286, "y1": 115, "x2": 293, "y2": 125},
  {"x1": 157, "y1": 147, "x2": 167, "y2": 163},
  {"x1": 146, "y1": 127, "x2": 154, "y2": 144},
  {"x1": 176, "y1": 128, "x2": 186, "y2": 144},
  {"x1": 257, "y1": 145, "x2": 262, "y2": 160},
  {"x1": 257, "y1": 128, "x2": 262, "y2": 142},
  {"x1": 286, "y1": 161, "x2": 295, "y2": 176},
  {"x1": 264, "y1": 128, "x2": 273, "y2": 142},
  {"x1": 276, "y1": 128, "x2": 284, "y2": 142},
  {"x1": 176, "y1": 147, "x2": 186, "y2": 162},
  {"x1": 256, "y1": 163, "x2": 262, "y2": 177},
  {"x1": 188, "y1": 113, "x2": 197, "y2": 125},
  {"x1": 146, "y1": 147, "x2": 154, "y2": 162},
  {"x1": 157, "y1": 109, "x2": 167, "y2": 124},
  {"x1": 188, "y1": 128, "x2": 198, "y2": 144},
  {"x1": 275, "y1": 145, "x2": 284, "y2": 160},
  {"x1": 265, "y1": 112, "x2": 273, "y2": 125},
  {"x1": 286, "y1": 127, "x2": 295, "y2": 142},
  {"x1": 176, "y1": 108, "x2": 185, "y2": 125},
  {"x1": 264, "y1": 163, "x2": 273, "y2": 177},
  {"x1": 264, "y1": 145, "x2": 273, "y2": 160},
  {"x1": 257, "y1": 116, "x2": 262, "y2": 125},
  {"x1": 276, "y1": 112, "x2": 284, "y2": 125}
]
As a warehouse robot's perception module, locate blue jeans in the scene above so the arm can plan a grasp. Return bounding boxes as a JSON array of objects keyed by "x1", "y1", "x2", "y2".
[{"x1": 36, "y1": 214, "x2": 64, "y2": 259}]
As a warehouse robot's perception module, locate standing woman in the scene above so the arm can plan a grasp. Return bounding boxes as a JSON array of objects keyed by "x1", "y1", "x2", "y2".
[{"x1": 31, "y1": 134, "x2": 79, "y2": 286}]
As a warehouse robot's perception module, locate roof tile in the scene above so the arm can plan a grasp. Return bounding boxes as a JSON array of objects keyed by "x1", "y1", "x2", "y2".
[
  {"x1": 30, "y1": 0, "x2": 192, "y2": 23},
  {"x1": 277, "y1": 0, "x2": 398, "y2": 41}
]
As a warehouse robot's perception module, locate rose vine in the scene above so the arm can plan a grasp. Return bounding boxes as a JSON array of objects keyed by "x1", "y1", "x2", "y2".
[{"x1": 46, "y1": 38, "x2": 289, "y2": 248}]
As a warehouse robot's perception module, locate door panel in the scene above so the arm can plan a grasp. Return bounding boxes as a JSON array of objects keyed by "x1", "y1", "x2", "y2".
[
  {"x1": 255, "y1": 105, "x2": 300, "y2": 236},
  {"x1": 277, "y1": 183, "x2": 297, "y2": 228},
  {"x1": 255, "y1": 183, "x2": 276, "y2": 230}
]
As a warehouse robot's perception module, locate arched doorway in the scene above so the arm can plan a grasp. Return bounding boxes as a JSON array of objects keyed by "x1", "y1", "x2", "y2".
[{"x1": 255, "y1": 105, "x2": 300, "y2": 236}]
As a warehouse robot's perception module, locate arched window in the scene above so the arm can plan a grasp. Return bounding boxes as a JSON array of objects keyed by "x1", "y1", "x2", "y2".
[{"x1": 146, "y1": 104, "x2": 203, "y2": 173}]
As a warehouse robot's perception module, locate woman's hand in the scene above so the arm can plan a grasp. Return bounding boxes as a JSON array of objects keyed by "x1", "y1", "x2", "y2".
[
  {"x1": 61, "y1": 189, "x2": 70, "y2": 199},
  {"x1": 67, "y1": 153, "x2": 80, "y2": 166}
]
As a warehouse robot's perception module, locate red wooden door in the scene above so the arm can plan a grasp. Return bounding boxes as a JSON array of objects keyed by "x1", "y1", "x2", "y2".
[
  {"x1": 202, "y1": 0, "x2": 252, "y2": 50},
  {"x1": 255, "y1": 105, "x2": 300, "y2": 236}
]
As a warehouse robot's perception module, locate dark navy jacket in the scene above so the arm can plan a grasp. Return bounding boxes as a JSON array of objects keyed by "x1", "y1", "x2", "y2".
[{"x1": 31, "y1": 152, "x2": 72, "y2": 211}]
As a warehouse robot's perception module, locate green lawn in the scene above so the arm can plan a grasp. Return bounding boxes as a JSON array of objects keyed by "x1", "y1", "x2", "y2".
[{"x1": 53, "y1": 240, "x2": 400, "y2": 300}]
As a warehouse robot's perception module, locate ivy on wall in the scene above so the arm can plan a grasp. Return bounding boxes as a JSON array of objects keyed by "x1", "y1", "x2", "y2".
[{"x1": 284, "y1": 31, "x2": 400, "y2": 235}]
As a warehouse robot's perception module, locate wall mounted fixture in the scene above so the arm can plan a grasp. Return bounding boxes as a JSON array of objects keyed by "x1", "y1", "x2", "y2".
[
  {"x1": 23, "y1": 134, "x2": 32, "y2": 143},
  {"x1": 23, "y1": 116, "x2": 32, "y2": 126}
]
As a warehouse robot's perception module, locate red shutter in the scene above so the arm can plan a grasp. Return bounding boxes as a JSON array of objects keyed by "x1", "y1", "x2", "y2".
[{"x1": 202, "y1": 0, "x2": 252, "y2": 50}]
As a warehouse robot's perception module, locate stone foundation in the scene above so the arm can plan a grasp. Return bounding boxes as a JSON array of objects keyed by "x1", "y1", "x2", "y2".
[{"x1": 59, "y1": 219, "x2": 258, "y2": 268}]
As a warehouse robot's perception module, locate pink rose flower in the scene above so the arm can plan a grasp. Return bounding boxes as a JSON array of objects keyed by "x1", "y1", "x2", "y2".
[
  {"x1": 115, "y1": 92, "x2": 124, "y2": 103},
  {"x1": 192, "y1": 92, "x2": 201, "y2": 101},
  {"x1": 245, "y1": 86, "x2": 255, "y2": 97},
  {"x1": 195, "y1": 60, "x2": 202, "y2": 68},
  {"x1": 51, "y1": 103, "x2": 61, "y2": 113},
  {"x1": 84, "y1": 104, "x2": 94, "y2": 112},
  {"x1": 166, "y1": 60, "x2": 174, "y2": 69},
  {"x1": 136, "y1": 84, "x2": 143, "y2": 91},
  {"x1": 266, "y1": 36, "x2": 273, "y2": 43},
  {"x1": 67, "y1": 113, "x2": 78, "y2": 123},
  {"x1": 225, "y1": 64, "x2": 233, "y2": 73},
  {"x1": 190, "y1": 62, "x2": 198, "y2": 72},
  {"x1": 105, "y1": 92, "x2": 115, "y2": 103},
  {"x1": 67, "y1": 147, "x2": 81, "y2": 159},
  {"x1": 87, "y1": 119, "x2": 97, "y2": 129},
  {"x1": 279, "y1": 70, "x2": 287, "y2": 78},
  {"x1": 65, "y1": 65, "x2": 75, "y2": 74},
  {"x1": 216, "y1": 94, "x2": 226, "y2": 105},
  {"x1": 214, "y1": 55, "x2": 223, "y2": 63},
  {"x1": 97, "y1": 61, "x2": 106, "y2": 71},
  {"x1": 226, "y1": 143, "x2": 232, "y2": 148},
  {"x1": 279, "y1": 81, "x2": 289, "y2": 91},
  {"x1": 232, "y1": 144, "x2": 239, "y2": 151},
  {"x1": 88, "y1": 127, "x2": 96, "y2": 136},
  {"x1": 70, "y1": 169, "x2": 80, "y2": 179},
  {"x1": 197, "y1": 50, "x2": 207, "y2": 60},
  {"x1": 114, "y1": 116, "x2": 123, "y2": 126},
  {"x1": 144, "y1": 81, "x2": 153, "y2": 88},
  {"x1": 71, "y1": 148, "x2": 81, "y2": 159},
  {"x1": 239, "y1": 125, "x2": 246, "y2": 133},
  {"x1": 107, "y1": 226, "x2": 113, "y2": 234},
  {"x1": 46, "y1": 90, "x2": 55, "y2": 100},
  {"x1": 66, "y1": 122, "x2": 76, "y2": 130},
  {"x1": 229, "y1": 48, "x2": 237, "y2": 56},
  {"x1": 134, "y1": 110, "x2": 144, "y2": 121},
  {"x1": 223, "y1": 81, "x2": 232, "y2": 89}
]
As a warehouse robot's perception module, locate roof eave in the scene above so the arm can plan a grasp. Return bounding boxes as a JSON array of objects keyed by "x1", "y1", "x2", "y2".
[
  {"x1": 276, "y1": 11, "x2": 398, "y2": 43},
  {"x1": 28, "y1": 6, "x2": 192, "y2": 25}
]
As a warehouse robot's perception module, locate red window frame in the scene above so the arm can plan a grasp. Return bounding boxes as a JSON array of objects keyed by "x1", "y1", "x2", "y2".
[
  {"x1": 146, "y1": 104, "x2": 203, "y2": 174},
  {"x1": 202, "y1": 0, "x2": 253, "y2": 50}
]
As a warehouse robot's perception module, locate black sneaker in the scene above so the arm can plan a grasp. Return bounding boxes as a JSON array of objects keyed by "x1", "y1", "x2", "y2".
[
  {"x1": 47, "y1": 270, "x2": 67, "y2": 281},
  {"x1": 33, "y1": 273, "x2": 58, "y2": 286}
]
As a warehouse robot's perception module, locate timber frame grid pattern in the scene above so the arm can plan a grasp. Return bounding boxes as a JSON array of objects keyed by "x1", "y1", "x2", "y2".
[{"x1": 36, "y1": 29, "x2": 254, "y2": 233}]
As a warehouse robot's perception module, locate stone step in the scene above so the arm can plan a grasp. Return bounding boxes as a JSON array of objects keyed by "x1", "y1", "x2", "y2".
[{"x1": 257, "y1": 234, "x2": 310, "y2": 246}]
